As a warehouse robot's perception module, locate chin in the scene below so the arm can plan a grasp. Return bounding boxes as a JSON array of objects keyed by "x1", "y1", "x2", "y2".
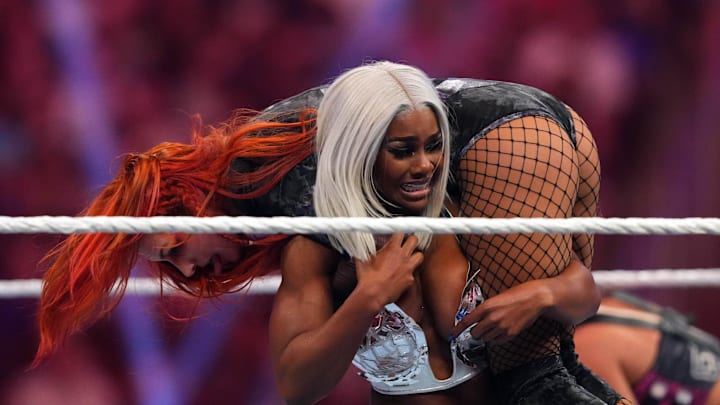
[{"x1": 402, "y1": 203, "x2": 428, "y2": 216}]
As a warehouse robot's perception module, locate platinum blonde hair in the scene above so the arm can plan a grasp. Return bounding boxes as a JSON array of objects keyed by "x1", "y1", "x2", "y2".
[{"x1": 314, "y1": 61, "x2": 451, "y2": 261}]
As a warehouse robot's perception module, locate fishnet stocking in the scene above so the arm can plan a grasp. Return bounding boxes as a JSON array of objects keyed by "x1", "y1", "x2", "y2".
[
  {"x1": 563, "y1": 112, "x2": 631, "y2": 405},
  {"x1": 570, "y1": 108, "x2": 600, "y2": 267},
  {"x1": 457, "y1": 112, "x2": 600, "y2": 373},
  {"x1": 563, "y1": 108, "x2": 601, "y2": 369}
]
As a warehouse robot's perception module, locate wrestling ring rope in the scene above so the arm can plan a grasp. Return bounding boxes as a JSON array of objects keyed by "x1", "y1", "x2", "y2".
[{"x1": 1, "y1": 215, "x2": 720, "y2": 298}]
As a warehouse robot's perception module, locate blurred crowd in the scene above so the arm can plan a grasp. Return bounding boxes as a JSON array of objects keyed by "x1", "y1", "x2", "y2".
[{"x1": 1, "y1": 0, "x2": 718, "y2": 404}]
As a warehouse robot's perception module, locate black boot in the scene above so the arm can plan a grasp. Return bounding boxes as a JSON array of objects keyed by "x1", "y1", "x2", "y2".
[
  {"x1": 561, "y1": 337, "x2": 628, "y2": 404},
  {"x1": 494, "y1": 354, "x2": 609, "y2": 404}
]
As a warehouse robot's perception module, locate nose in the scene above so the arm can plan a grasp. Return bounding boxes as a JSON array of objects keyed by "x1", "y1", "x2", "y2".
[
  {"x1": 411, "y1": 151, "x2": 437, "y2": 176},
  {"x1": 171, "y1": 258, "x2": 197, "y2": 278}
]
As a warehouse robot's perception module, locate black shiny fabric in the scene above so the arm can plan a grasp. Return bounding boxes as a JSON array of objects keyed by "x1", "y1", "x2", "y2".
[
  {"x1": 494, "y1": 355, "x2": 609, "y2": 405},
  {"x1": 432, "y1": 78, "x2": 576, "y2": 176},
  {"x1": 561, "y1": 338, "x2": 626, "y2": 404}
]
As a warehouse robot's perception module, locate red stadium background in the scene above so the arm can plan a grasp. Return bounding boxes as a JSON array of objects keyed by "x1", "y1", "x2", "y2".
[{"x1": 1, "y1": 1, "x2": 718, "y2": 404}]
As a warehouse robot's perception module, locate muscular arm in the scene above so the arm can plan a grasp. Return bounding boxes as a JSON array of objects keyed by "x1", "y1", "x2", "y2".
[
  {"x1": 270, "y1": 234, "x2": 422, "y2": 404},
  {"x1": 520, "y1": 257, "x2": 600, "y2": 325},
  {"x1": 270, "y1": 236, "x2": 373, "y2": 404}
]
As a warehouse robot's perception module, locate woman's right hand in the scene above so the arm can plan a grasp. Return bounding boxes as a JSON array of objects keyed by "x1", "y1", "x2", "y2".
[{"x1": 354, "y1": 233, "x2": 424, "y2": 310}]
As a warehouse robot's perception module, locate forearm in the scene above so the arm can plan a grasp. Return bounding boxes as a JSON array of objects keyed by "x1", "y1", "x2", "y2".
[
  {"x1": 536, "y1": 258, "x2": 600, "y2": 324},
  {"x1": 274, "y1": 289, "x2": 381, "y2": 404}
]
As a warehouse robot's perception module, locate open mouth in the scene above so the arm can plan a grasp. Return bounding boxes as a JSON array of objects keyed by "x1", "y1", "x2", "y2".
[
  {"x1": 400, "y1": 181, "x2": 432, "y2": 200},
  {"x1": 401, "y1": 181, "x2": 430, "y2": 192}
]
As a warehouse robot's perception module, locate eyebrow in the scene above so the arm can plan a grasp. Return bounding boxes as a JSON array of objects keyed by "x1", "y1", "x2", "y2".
[{"x1": 385, "y1": 131, "x2": 442, "y2": 142}]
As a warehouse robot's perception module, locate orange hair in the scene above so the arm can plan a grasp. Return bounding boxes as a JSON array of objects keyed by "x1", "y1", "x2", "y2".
[{"x1": 33, "y1": 108, "x2": 316, "y2": 367}]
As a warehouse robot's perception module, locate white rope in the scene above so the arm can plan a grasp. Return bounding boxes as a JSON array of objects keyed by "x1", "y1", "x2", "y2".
[
  {"x1": 3, "y1": 216, "x2": 717, "y2": 297},
  {"x1": 1, "y1": 216, "x2": 720, "y2": 235},
  {"x1": 3, "y1": 269, "x2": 720, "y2": 299},
  {"x1": 592, "y1": 269, "x2": 720, "y2": 289},
  {"x1": 1, "y1": 276, "x2": 282, "y2": 299}
]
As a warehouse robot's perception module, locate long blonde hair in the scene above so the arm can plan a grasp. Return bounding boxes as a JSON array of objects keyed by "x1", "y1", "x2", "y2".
[{"x1": 314, "y1": 61, "x2": 450, "y2": 260}]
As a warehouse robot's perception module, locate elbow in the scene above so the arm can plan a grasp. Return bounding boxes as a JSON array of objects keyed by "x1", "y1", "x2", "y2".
[
  {"x1": 284, "y1": 396, "x2": 321, "y2": 405},
  {"x1": 276, "y1": 379, "x2": 299, "y2": 404},
  {"x1": 589, "y1": 282, "x2": 601, "y2": 316},
  {"x1": 574, "y1": 279, "x2": 601, "y2": 325},
  {"x1": 585, "y1": 268, "x2": 602, "y2": 317},
  {"x1": 275, "y1": 369, "x2": 300, "y2": 403},
  {"x1": 278, "y1": 386, "x2": 326, "y2": 405},
  {"x1": 275, "y1": 370, "x2": 328, "y2": 405},
  {"x1": 592, "y1": 285, "x2": 602, "y2": 315}
]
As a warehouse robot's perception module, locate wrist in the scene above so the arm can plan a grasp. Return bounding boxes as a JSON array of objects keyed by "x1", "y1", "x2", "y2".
[
  {"x1": 534, "y1": 281, "x2": 556, "y2": 315},
  {"x1": 348, "y1": 283, "x2": 387, "y2": 315}
]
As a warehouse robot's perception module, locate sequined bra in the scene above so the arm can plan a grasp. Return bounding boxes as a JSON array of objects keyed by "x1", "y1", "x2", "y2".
[
  {"x1": 352, "y1": 268, "x2": 489, "y2": 395},
  {"x1": 352, "y1": 303, "x2": 480, "y2": 395}
]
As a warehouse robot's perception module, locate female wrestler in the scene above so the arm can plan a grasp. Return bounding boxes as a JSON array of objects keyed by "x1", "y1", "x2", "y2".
[
  {"x1": 270, "y1": 62, "x2": 622, "y2": 404},
  {"x1": 35, "y1": 61, "x2": 618, "y2": 403},
  {"x1": 575, "y1": 292, "x2": 720, "y2": 405}
]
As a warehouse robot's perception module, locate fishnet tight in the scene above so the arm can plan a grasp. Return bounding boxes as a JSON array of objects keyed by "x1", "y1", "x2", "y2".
[{"x1": 457, "y1": 109, "x2": 600, "y2": 373}]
